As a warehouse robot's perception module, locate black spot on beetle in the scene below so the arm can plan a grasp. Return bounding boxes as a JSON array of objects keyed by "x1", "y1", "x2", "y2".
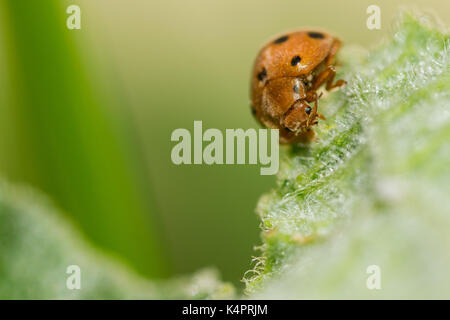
[
  {"x1": 307, "y1": 31, "x2": 325, "y2": 39},
  {"x1": 305, "y1": 107, "x2": 312, "y2": 115},
  {"x1": 293, "y1": 84, "x2": 299, "y2": 93},
  {"x1": 273, "y1": 35, "x2": 289, "y2": 44},
  {"x1": 257, "y1": 68, "x2": 267, "y2": 81},
  {"x1": 291, "y1": 56, "x2": 301, "y2": 66},
  {"x1": 251, "y1": 106, "x2": 256, "y2": 115}
]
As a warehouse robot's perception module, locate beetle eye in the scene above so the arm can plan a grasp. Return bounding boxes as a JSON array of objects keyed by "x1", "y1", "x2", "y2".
[{"x1": 305, "y1": 107, "x2": 312, "y2": 115}]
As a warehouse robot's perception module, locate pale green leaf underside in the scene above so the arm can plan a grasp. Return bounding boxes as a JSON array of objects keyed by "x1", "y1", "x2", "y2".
[{"x1": 0, "y1": 182, "x2": 234, "y2": 299}]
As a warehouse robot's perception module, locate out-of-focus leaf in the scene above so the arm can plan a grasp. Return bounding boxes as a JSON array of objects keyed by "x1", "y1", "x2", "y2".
[
  {"x1": 0, "y1": 0, "x2": 166, "y2": 277},
  {"x1": 0, "y1": 181, "x2": 234, "y2": 299}
]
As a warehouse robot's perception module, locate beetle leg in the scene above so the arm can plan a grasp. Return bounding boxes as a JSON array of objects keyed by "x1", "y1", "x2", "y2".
[
  {"x1": 312, "y1": 65, "x2": 346, "y2": 91},
  {"x1": 325, "y1": 38, "x2": 342, "y2": 66},
  {"x1": 307, "y1": 94, "x2": 319, "y2": 126},
  {"x1": 304, "y1": 91, "x2": 326, "y2": 125},
  {"x1": 316, "y1": 91, "x2": 326, "y2": 120},
  {"x1": 305, "y1": 90, "x2": 317, "y2": 103}
]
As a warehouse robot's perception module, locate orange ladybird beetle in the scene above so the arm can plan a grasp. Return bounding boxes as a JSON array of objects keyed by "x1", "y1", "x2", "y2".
[{"x1": 250, "y1": 30, "x2": 346, "y2": 144}]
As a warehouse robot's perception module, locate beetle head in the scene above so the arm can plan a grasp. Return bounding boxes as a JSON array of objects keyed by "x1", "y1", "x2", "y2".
[{"x1": 282, "y1": 100, "x2": 320, "y2": 133}]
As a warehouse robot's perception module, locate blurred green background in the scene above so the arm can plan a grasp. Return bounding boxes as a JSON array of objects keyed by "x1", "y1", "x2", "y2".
[{"x1": 0, "y1": 0, "x2": 449, "y2": 286}]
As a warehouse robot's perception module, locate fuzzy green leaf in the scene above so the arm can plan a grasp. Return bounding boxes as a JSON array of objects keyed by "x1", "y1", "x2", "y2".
[{"x1": 245, "y1": 13, "x2": 450, "y2": 299}]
